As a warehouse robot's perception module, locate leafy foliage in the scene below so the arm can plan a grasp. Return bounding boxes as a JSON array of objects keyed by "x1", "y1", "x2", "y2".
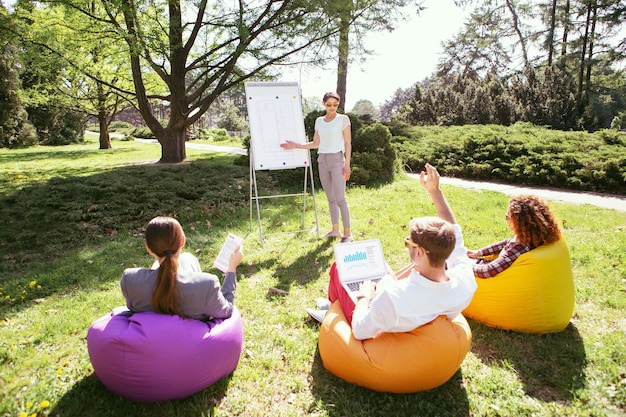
[
  {"x1": 393, "y1": 123, "x2": 626, "y2": 194},
  {"x1": 388, "y1": 0, "x2": 626, "y2": 132},
  {"x1": 200, "y1": 128, "x2": 232, "y2": 142},
  {"x1": 25, "y1": 0, "x2": 349, "y2": 162},
  {"x1": 350, "y1": 99, "x2": 381, "y2": 122},
  {"x1": 0, "y1": 17, "x2": 38, "y2": 148},
  {"x1": 131, "y1": 127, "x2": 156, "y2": 139},
  {"x1": 28, "y1": 107, "x2": 86, "y2": 146},
  {"x1": 216, "y1": 103, "x2": 249, "y2": 133},
  {"x1": 350, "y1": 123, "x2": 396, "y2": 185}
]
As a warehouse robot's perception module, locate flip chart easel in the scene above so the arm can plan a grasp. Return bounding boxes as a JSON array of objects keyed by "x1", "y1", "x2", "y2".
[{"x1": 244, "y1": 81, "x2": 319, "y2": 240}]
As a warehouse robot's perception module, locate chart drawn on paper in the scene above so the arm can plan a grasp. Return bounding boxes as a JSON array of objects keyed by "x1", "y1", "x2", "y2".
[{"x1": 245, "y1": 82, "x2": 310, "y2": 171}]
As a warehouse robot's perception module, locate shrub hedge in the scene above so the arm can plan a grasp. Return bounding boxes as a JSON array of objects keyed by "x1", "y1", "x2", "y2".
[
  {"x1": 200, "y1": 127, "x2": 230, "y2": 141},
  {"x1": 392, "y1": 122, "x2": 625, "y2": 194}
]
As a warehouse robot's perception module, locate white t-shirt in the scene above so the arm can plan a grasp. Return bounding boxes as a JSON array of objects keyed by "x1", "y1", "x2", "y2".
[
  {"x1": 315, "y1": 114, "x2": 351, "y2": 154},
  {"x1": 351, "y1": 224, "x2": 477, "y2": 340}
]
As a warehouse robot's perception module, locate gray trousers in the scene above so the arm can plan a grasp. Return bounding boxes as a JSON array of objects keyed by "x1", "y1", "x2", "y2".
[{"x1": 318, "y1": 152, "x2": 351, "y2": 229}]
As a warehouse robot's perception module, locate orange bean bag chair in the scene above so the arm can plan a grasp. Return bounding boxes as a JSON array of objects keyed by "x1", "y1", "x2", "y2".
[
  {"x1": 318, "y1": 301, "x2": 472, "y2": 393},
  {"x1": 463, "y1": 239, "x2": 575, "y2": 334}
]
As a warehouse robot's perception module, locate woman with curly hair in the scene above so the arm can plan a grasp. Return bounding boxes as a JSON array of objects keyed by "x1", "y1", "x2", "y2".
[{"x1": 467, "y1": 195, "x2": 562, "y2": 278}]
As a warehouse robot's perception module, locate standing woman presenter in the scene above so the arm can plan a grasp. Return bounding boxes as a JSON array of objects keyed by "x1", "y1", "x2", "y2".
[{"x1": 281, "y1": 91, "x2": 353, "y2": 243}]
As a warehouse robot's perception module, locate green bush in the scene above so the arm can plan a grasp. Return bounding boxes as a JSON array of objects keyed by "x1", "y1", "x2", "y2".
[
  {"x1": 109, "y1": 121, "x2": 134, "y2": 131},
  {"x1": 131, "y1": 126, "x2": 155, "y2": 139},
  {"x1": 49, "y1": 109, "x2": 86, "y2": 146},
  {"x1": 0, "y1": 116, "x2": 37, "y2": 149},
  {"x1": 393, "y1": 123, "x2": 626, "y2": 194},
  {"x1": 350, "y1": 123, "x2": 396, "y2": 185},
  {"x1": 200, "y1": 128, "x2": 230, "y2": 142},
  {"x1": 28, "y1": 106, "x2": 86, "y2": 146}
]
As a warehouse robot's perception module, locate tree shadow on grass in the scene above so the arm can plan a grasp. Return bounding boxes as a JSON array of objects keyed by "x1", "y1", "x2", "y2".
[
  {"x1": 308, "y1": 345, "x2": 471, "y2": 417},
  {"x1": 0, "y1": 156, "x2": 251, "y2": 314},
  {"x1": 272, "y1": 238, "x2": 336, "y2": 287},
  {"x1": 469, "y1": 320, "x2": 587, "y2": 402},
  {"x1": 51, "y1": 371, "x2": 235, "y2": 417},
  {"x1": 234, "y1": 231, "x2": 335, "y2": 300}
]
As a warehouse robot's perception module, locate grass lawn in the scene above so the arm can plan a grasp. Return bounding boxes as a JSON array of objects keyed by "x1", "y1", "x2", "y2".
[{"x1": 0, "y1": 135, "x2": 625, "y2": 417}]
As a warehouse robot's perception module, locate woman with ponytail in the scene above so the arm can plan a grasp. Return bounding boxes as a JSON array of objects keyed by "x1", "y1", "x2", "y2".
[{"x1": 120, "y1": 216, "x2": 243, "y2": 320}]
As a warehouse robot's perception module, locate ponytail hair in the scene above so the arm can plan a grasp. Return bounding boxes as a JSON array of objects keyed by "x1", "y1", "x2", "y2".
[{"x1": 145, "y1": 217, "x2": 186, "y2": 317}]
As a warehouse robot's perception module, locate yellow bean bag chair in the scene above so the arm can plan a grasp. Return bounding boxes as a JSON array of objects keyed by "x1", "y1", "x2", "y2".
[
  {"x1": 463, "y1": 239, "x2": 575, "y2": 334},
  {"x1": 318, "y1": 301, "x2": 472, "y2": 393}
]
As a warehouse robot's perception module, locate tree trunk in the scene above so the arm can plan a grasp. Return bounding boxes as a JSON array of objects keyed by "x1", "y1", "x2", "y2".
[
  {"x1": 561, "y1": 0, "x2": 570, "y2": 57},
  {"x1": 159, "y1": 1, "x2": 188, "y2": 163},
  {"x1": 584, "y1": 0, "x2": 597, "y2": 101},
  {"x1": 98, "y1": 112, "x2": 111, "y2": 149},
  {"x1": 97, "y1": 82, "x2": 111, "y2": 149},
  {"x1": 121, "y1": 0, "x2": 173, "y2": 161},
  {"x1": 336, "y1": 11, "x2": 350, "y2": 113},
  {"x1": 159, "y1": 128, "x2": 186, "y2": 163},
  {"x1": 505, "y1": 0, "x2": 529, "y2": 68},
  {"x1": 547, "y1": 0, "x2": 557, "y2": 65},
  {"x1": 92, "y1": 0, "x2": 111, "y2": 150},
  {"x1": 577, "y1": 3, "x2": 591, "y2": 98}
]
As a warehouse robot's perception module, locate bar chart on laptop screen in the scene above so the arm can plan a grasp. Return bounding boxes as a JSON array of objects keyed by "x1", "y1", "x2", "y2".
[{"x1": 340, "y1": 242, "x2": 380, "y2": 273}]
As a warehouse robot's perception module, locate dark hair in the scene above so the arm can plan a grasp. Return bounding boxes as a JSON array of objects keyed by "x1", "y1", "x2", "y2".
[
  {"x1": 322, "y1": 91, "x2": 341, "y2": 103},
  {"x1": 409, "y1": 216, "x2": 456, "y2": 268},
  {"x1": 145, "y1": 216, "x2": 186, "y2": 317},
  {"x1": 508, "y1": 195, "x2": 562, "y2": 248}
]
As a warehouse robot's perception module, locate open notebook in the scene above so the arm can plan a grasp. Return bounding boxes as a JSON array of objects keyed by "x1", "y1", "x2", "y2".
[{"x1": 333, "y1": 239, "x2": 389, "y2": 302}]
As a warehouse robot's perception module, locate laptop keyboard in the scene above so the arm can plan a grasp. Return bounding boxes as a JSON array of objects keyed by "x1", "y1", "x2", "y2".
[{"x1": 347, "y1": 277, "x2": 381, "y2": 292}]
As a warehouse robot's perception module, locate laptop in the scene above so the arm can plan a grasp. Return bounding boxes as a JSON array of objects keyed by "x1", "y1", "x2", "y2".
[{"x1": 333, "y1": 239, "x2": 390, "y2": 302}]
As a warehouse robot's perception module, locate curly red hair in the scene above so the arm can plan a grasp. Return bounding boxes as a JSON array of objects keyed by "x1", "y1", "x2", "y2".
[{"x1": 507, "y1": 195, "x2": 562, "y2": 248}]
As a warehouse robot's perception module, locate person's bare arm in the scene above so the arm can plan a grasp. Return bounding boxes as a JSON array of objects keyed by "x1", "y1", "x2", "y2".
[
  {"x1": 343, "y1": 125, "x2": 351, "y2": 180},
  {"x1": 420, "y1": 163, "x2": 456, "y2": 224},
  {"x1": 280, "y1": 130, "x2": 320, "y2": 150}
]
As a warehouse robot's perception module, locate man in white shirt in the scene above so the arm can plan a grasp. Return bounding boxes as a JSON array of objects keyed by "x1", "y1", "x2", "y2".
[{"x1": 324, "y1": 163, "x2": 477, "y2": 340}]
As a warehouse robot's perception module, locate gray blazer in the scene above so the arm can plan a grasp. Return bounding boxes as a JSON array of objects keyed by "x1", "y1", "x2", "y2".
[{"x1": 120, "y1": 267, "x2": 237, "y2": 321}]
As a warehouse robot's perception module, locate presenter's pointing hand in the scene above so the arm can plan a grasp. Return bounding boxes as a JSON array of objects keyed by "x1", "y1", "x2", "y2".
[{"x1": 280, "y1": 141, "x2": 297, "y2": 150}]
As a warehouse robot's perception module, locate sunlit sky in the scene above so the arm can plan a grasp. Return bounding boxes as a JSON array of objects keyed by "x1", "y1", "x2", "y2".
[
  {"x1": 2, "y1": 0, "x2": 469, "y2": 110},
  {"x1": 282, "y1": 0, "x2": 470, "y2": 109}
]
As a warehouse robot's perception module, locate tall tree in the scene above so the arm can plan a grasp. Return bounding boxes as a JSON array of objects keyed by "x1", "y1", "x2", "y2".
[
  {"x1": 379, "y1": 86, "x2": 414, "y2": 122},
  {"x1": 438, "y1": 7, "x2": 511, "y2": 77},
  {"x1": 34, "y1": 0, "x2": 341, "y2": 163},
  {"x1": 577, "y1": 0, "x2": 593, "y2": 98},
  {"x1": 24, "y1": 1, "x2": 138, "y2": 149},
  {"x1": 504, "y1": 0, "x2": 530, "y2": 67},
  {"x1": 320, "y1": 0, "x2": 423, "y2": 112},
  {"x1": 77, "y1": 0, "x2": 135, "y2": 149},
  {"x1": 0, "y1": 6, "x2": 38, "y2": 148},
  {"x1": 351, "y1": 98, "x2": 381, "y2": 121},
  {"x1": 545, "y1": 0, "x2": 557, "y2": 65},
  {"x1": 331, "y1": 0, "x2": 352, "y2": 112},
  {"x1": 454, "y1": 0, "x2": 534, "y2": 69},
  {"x1": 562, "y1": 0, "x2": 571, "y2": 57}
]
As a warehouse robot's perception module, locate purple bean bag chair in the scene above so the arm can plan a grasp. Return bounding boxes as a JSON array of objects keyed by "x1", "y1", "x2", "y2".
[{"x1": 87, "y1": 307, "x2": 243, "y2": 402}]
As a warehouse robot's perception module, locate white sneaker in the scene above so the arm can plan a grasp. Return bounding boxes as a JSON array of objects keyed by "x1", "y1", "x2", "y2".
[
  {"x1": 316, "y1": 298, "x2": 331, "y2": 310},
  {"x1": 306, "y1": 308, "x2": 327, "y2": 323}
]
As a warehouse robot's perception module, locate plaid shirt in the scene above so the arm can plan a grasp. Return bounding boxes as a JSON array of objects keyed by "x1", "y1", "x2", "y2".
[{"x1": 472, "y1": 238, "x2": 531, "y2": 278}]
